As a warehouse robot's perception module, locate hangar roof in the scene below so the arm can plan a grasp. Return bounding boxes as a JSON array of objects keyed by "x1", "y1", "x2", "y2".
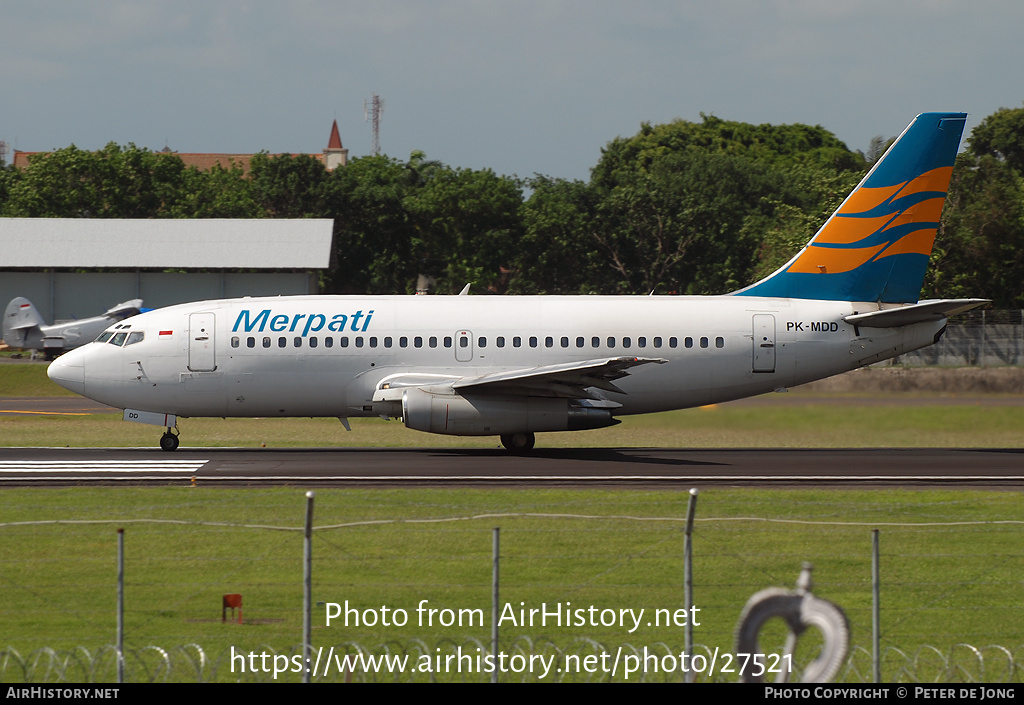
[{"x1": 0, "y1": 219, "x2": 333, "y2": 269}]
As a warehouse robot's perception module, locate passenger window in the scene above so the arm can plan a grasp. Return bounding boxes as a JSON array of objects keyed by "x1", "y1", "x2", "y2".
[
  {"x1": 356, "y1": 337, "x2": 364, "y2": 348},
  {"x1": 444, "y1": 336, "x2": 452, "y2": 348},
  {"x1": 341, "y1": 337, "x2": 349, "y2": 348},
  {"x1": 669, "y1": 337, "x2": 678, "y2": 348},
  {"x1": 685, "y1": 337, "x2": 693, "y2": 349},
  {"x1": 459, "y1": 336, "x2": 468, "y2": 348},
  {"x1": 263, "y1": 337, "x2": 271, "y2": 348},
  {"x1": 607, "y1": 337, "x2": 615, "y2": 348},
  {"x1": 638, "y1": 337, "x2": 646, "y2": 348},
  {"x1": 592, "y1": 337, "x2": 600, "y2": 348},
  {"x1": 294, "y1": 337, "x2": 303, "y2": 347},
  {"x1": 370, "y1": 337, "x2": 378, "y2": 348},
  {"x1": 478, "y1": 336, "x2": 486, "y2": 348},
  {"x1": 278, "y1": 337, "x2": 287, "y2": 348},
  {"x1": 529, "y1": 337, "x2": 538, "y2": 348},
  {"x1": 622, "y1": 337, "x2": 632, "y2": 348},
  {"x1": 560, "y1": 336, "x2": 569, "y2": 348},
  {"x1": 414, "y1": 336, "x2": 423, "y2": 348},
  {"x1": 429, "y1": 336, "x2": 437, "y2": 348},
  {"x1": 309, "y1": 337, "x2": 318, "y2": 348},
  {"x1": 545, "y1": 336, "x2": 553, "y2": 348},
  {"x1": 324, "y1": 337, "x2": 333, "y2": 348},
  {"x1": 700, "y1": 337, "x2": 709, "y2": 348},
  {"x1": 497, "y1": 336, "x2": 505, "y2": 348},
  {"x1": 576, "y1": 336, "x2": 584, "y2": 348},
  {"x1": 514, "y1": 336, "x2": 522, "y2": 348},
  {"x1": 716, "y1": 337, "x2": 724, "y2": 348},
  {"x1": 383, "y1": 337, "x2": 392, "y2": 348},
  {"x1": 247, "y1": 337, "x2": 256, "y2": 348},
  {"x1": 654, "y1": 337, "x2": 662, "y2": 348},
  {"x1": 400, "y1": 337, "x2": 408, "y2": 348},
  {"x1": 231, "y1": 336, "x2": 240, "y2": 348},
  {"x1": 125, "y1": 331, "x2": 145, "y2": 346}
]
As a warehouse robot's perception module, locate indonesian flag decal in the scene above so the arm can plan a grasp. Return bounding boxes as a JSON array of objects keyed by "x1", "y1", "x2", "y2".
[{"x1": 159, "y1": 330, "x2": 173, "y2": 338}]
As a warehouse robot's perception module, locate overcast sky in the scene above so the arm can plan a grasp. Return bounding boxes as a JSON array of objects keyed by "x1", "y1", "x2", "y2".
[{"x1": 2, "y1": 1, "x2": 1021, "y2": 181}]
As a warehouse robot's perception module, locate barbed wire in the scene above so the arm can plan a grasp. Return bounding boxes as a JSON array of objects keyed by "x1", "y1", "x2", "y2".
[{"x1": 2, "y1": 641, "x2": 1021, "y2": 683}]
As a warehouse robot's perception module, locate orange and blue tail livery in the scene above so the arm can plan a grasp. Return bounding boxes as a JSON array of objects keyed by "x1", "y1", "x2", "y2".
[{"x1": 734, "y1": 112, "x2": 967, "y2": 303}]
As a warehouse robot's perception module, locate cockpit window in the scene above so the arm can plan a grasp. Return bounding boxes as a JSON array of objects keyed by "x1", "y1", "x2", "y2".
[
  {"x1": 110, "y1": 332, "x2": 128, "y2": 346},
  {"x1": 125, "y1": 331, "x2": 145, "y2": 346},
  {"x1": 96, "y1": 331, "x2": 114, "y2": 343}
]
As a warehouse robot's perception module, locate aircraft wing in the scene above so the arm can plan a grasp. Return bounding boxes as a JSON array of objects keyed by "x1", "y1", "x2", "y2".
[
  {"x1": 452, "y1": 356, "x2": 668, "y2": 398},
  {"x1": 373, "y1": 356, "x2": 667, "y2": 402},
  {"x1": 844, "y1": 299, "x2": 990, "y2": 328}
]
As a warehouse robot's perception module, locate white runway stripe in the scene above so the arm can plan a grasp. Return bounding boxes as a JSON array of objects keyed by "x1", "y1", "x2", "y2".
[{"x1": 0, "y1": 460, "x2": 208, "y2": 473}]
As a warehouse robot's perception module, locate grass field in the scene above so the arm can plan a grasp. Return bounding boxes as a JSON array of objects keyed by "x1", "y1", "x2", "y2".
[
  {"x1": 1, "y1": 486, "x2": 1022, "y2": 682},
  {"x1": 1, "y1": 362, "x2": 1023, "y2": 682},
  {"x1": 3, "y1": 361, "x2": 1024, "y2": 449}
]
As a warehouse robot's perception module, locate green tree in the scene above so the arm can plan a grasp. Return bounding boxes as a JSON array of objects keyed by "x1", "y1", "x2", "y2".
[
  {"x1": 966, "y1": 104, "x2": 1024, "y2": 174},
  {"x1": 4, "y1": 143, "x2": 187, "y2": 217},
  {"x1": 326, "y1": 155, "x2": 419, "y2": 294},
  {"x1": 512, "y1": 176, "x2": 602, "y2": 294},
  {"x1": 927, "y1": 152, "x2": 1024, "y2": 307},
  {"x1": 405, "y1": 166, "x2": 524, "y2": 293},
  {"x1": 168, "y1": 163, "x2": 260, "y2": 218},
  {"x1": 249, "y1": 152, "x2": 333, "y2": 217}
]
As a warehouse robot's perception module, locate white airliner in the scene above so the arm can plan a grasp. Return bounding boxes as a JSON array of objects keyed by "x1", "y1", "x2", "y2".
[{"x1": 48, "y1": 112, "x2": 986, "y2": 452}]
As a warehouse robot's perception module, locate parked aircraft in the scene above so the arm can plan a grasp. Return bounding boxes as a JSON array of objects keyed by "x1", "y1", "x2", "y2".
[
  {"x1": 3, "y1": 298, "x2": 143, "y2": 360},
  {"x1": 47, "y1": 113, "x2": 986, "y2": 452}
]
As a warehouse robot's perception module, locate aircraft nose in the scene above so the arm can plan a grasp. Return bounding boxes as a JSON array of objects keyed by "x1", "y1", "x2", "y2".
[{"x1": 47, "y1": 352, "x2": 85, "y2": 395}]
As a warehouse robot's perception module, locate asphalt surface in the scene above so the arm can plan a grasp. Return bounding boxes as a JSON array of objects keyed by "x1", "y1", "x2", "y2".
[
  {"x1": 1, "y1": 446, "x2": 1022, "y2": 488},
  {"x1": 3, "y1": 389, "x2": 1022, "y2": 488}
]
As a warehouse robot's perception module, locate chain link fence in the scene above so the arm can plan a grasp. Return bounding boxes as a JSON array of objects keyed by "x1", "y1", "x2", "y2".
[
  {"x1": 2, "y1": 492, "x2": 1022, "y2": 684},
  {"x1": 897, "y1": 310, "x2": 1024, "y2": 367}
]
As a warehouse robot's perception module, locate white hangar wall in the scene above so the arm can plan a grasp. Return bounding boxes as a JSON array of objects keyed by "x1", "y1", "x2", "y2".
[{"x1": 0, "y1": 219, "x2": 333, "y2": 323}]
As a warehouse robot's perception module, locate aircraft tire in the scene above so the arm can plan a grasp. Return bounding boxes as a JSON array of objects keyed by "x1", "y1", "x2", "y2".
[
  {"x1": 159, "y1": 432, "x2": 180, "y2": 452},
  {"x1": 500, "y1": 432, "x2": 535, "y2": 453}
]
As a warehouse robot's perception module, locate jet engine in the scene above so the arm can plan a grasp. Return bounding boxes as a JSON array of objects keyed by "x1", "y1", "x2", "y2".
[{"x1": 401, "y1": 387, "x2": 617, "y2": 436}]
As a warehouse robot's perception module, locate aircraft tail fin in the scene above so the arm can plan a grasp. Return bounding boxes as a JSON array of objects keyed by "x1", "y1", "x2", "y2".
[
  {"x1": 3, "y1": 297, "x2": 46, "y2": 347},
  {"x1": 733, "y1": 112, "x2": 967, "y2": 303}
]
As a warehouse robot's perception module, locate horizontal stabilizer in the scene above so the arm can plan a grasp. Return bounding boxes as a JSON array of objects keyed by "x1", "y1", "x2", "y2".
[{"x1": 844, "y1": 299, "x2": 989, "y2": 328}]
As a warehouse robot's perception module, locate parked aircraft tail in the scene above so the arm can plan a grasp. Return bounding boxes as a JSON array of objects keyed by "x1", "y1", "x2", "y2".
[
  {"x1": 733, "y1": 112, "x2": 967, "y2": 303},
  {"x1": 2, "y1": 297, "x2": 45, "y2": 347}
]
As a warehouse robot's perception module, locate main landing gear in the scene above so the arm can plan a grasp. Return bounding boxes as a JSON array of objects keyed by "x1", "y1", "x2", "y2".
[
  {"x1": 500, "y1": 432, "x2": 535, "y2": 454},
  {"x1": 160, "y1": 427, "x2": 180, "y2": 452}
]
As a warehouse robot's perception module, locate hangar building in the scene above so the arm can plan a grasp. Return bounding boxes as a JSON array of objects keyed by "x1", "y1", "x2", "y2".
[{"x1": 0, "y1": 218, "x2": 334, "y2": 324}]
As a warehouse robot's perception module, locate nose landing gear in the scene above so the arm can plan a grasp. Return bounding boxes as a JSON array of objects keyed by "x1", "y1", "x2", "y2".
[{"x1": 160, "y1": 427, "x2": 180, "y2": 452}]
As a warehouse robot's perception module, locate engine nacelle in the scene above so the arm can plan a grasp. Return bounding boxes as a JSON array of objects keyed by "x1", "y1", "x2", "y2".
[{"x1": 401, "y1": 388, "x2": 617, "y2": 436}]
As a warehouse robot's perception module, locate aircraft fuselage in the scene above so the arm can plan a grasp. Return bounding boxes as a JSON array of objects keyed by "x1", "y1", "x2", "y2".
[{"x1": 49, "y1": 294, "x2": 942, "y2": 423}]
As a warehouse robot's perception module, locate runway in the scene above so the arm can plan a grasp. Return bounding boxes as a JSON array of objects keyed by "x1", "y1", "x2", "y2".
[{"x1": 1, "y1": 446, "x2": 1022, "y2": 488}]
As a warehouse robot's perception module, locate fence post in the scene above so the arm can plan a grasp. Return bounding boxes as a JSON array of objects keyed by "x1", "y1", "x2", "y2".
[
  {"x1": 684, "y1": 488, "x2": 698, "y2": 683},
  {"x1": 492, "y1": 527, "x2": 500, "y2": 684},
  {"x1": 872, "y1": 529, "x2": 880, "y2": 683},
  {"x1": 117, "y1": 527, "x2": 124, "y2": 684},
  {"x1": 303, "y1": 491, "x2": 315, "y2": 683}
]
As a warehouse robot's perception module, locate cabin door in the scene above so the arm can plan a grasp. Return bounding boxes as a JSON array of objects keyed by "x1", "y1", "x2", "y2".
[
  {"x1": 752, "y1": 314, "x2": 776, "y2": 373},
  {"x1": 188, "y1": 313, "x2": 217, "y2": 372}
]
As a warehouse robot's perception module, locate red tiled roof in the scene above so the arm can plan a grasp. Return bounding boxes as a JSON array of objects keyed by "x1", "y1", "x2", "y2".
[{"x1": 13, "y1": 150, "x2": 324, "y2": 173}]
